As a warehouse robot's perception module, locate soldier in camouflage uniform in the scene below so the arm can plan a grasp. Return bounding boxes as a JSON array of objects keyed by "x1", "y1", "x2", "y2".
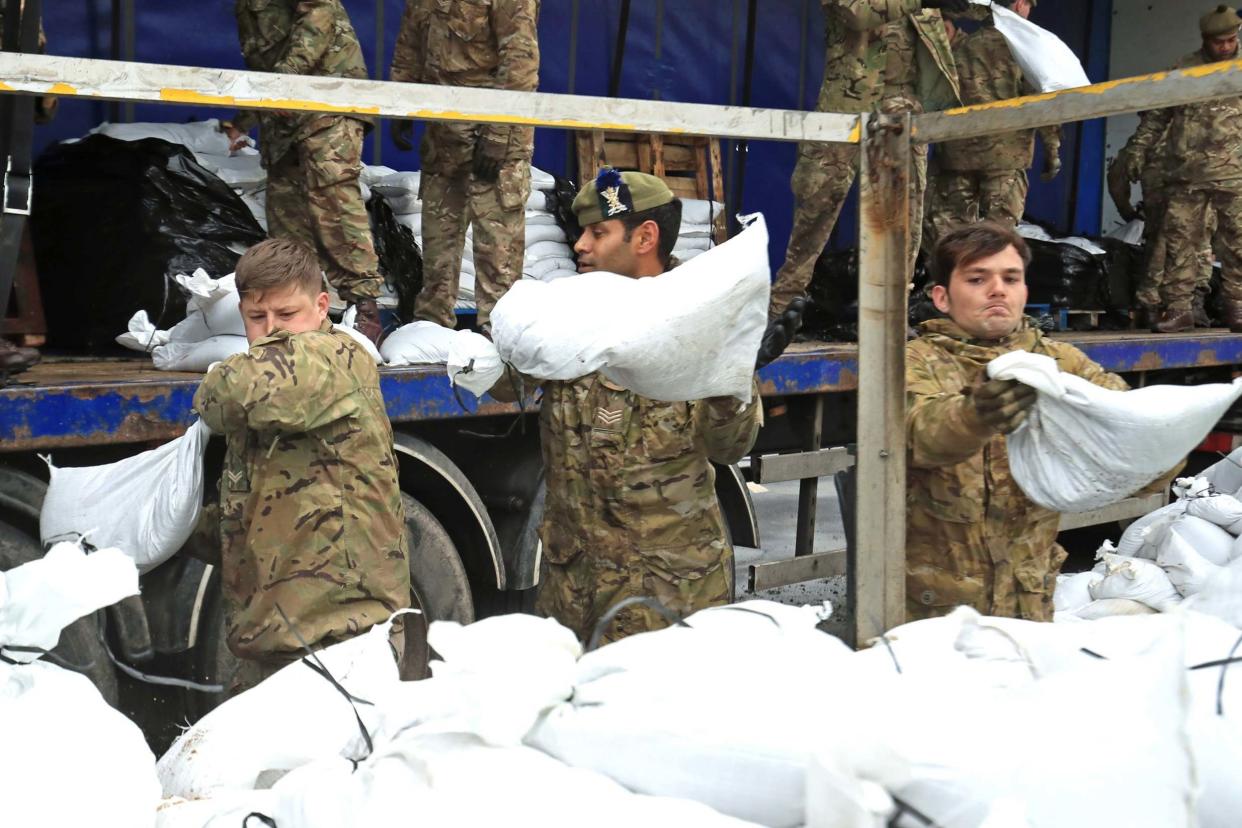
[
  {"x1": 192, "y1": 239, "x2": 410, "y2": 694},
  {"x1": 388, "y1": 0, "x2": 540, "y2": 331},
  {"x1": 925, "y1": 0, "x2": 1062, "y2": 246},
  {"x1": 907, "y1": 223, "x2": 1133, "y2": 621},
  {"x1": 767, "y1": 0, "x2": 965, "y2": 323},
  {"x1": 223, "y1": 0, "x2": 384, "y2": 345},
  {"x1": 492, "y1": 171, "x2": 764, "y2": 645},
  {"x1": 1121, "y1": 5, "x2": 1242, "y2": 333},
  {"x1": 1111, "y1": 115, "x2": 1216, "y2": 328}
]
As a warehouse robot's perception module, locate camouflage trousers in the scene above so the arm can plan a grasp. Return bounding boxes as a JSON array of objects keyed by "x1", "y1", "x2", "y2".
[
  {"x1": 1161, "y1": 180, "x2": 1242, "y2": 312},
  {"x1": 266, "y1": 116, "x2": 382, "y2": 302},
  {"x1": 924, "y1": 168, "x2": 1027, "y2": 249},
  {"x1": 535, "y1": 542, "x2": 733, "y2": 646},
  {"x1": 768, "y1": 137, "x2": 928, "y2": 321},
  {"x1": 416, "y1": 123, "x2": 531, "y2": 329},
  {"x1": 1134, "y1": 192, "x2": 1215, "y2": 309}
]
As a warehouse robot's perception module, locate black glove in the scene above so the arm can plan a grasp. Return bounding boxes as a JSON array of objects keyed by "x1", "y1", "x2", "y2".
[
  {"x1": 922, "y1": 0, "x2": 971, "y2": 11},
  {"x1": 472, "y1": 137, "x2": 504, "y2": 183},
  {"x1": 390, "y1": 119, "x2": 414, "y2": 153},
  {"x1": 756, "y1": 297, "x2": 806, "y2": 370},
  {"x1": 970, "y1": 378, "x2": 1037, "y2": 435}
]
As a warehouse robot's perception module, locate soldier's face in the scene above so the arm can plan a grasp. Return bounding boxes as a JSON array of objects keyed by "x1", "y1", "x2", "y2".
[
  {"x1": 1009, "y1": 0, "x2": 1032, "y2": 19},
  {"x1": 931, "y1": 245, "x2": 1028, "y2": 340},
  {"x1": 239, "y1": 284, "x2": 330, "y2": 343},
  {"x1": 574, "y1": 218, "x2": 658, "y2": 277},
  {"x1": 1205, "y1": 31, "x2": 1240, "y2": 62}
]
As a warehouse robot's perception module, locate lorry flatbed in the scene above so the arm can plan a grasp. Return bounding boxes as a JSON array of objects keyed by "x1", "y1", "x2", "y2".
[{"x1": 4, "y1": 328, "x2": 1242, "y2": 452}]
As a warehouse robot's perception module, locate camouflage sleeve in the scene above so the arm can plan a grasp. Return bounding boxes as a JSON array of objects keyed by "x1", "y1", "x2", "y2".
[
  {"x1": 389, "y1": 0, "x2": 426, "y2": 84},
  {"x1": 1123, "y1": 107, "x2": 1172, "y2": 173},
  {"x1": 826, "y1": 0, "x2": 923, "y2": 32},
  {"x1": 1047, "y1": 341, "x2": 1129, "y2": 392},
  {"x1": 193, "y1": 336, "x2": 362, "y2": 435},
  {"x1": 273, "y1": 0, "x2": 337, "y2": 76},
  {"x1": 695, "y1": 380, "x2": 764, "y2": 466},
  {"x1": 231, "y1": 110, "x2": 259, "y2": 133},
  {"x1": 481, "y1": 0, "x2": 541, "y2": 149},
  {"x1": 484, "y1": 365, "x2": 544, "y2": 403},
  {"x1": 906, "y1": 346, "x2": 992, "y2": 469}
]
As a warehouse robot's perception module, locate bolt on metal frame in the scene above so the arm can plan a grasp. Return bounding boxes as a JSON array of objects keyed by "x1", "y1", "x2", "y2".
[{"x1": 5, "y1": 51, "x2": 1242, "y2": 645}]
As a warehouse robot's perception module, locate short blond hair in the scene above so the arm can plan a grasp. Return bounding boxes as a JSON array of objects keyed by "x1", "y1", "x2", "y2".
[{"x1": 234, "y1": 238, "x2": 324, "y2": 299}]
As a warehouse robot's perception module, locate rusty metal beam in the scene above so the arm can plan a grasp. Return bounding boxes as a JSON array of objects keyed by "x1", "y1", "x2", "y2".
[
  {"x1": 915, "y1": 57, "x2": 1242, "y2": 144},
  {"x1": 852, "y1": 112, "x2": 910, "y2": 644}
]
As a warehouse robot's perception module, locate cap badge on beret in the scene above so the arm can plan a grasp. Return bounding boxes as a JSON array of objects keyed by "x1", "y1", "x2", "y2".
[{"x1": 595, "y1": 167, "x2": 633, "y2": 218}]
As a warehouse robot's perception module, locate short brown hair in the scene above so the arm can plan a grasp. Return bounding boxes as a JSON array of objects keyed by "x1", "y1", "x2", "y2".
[
  {"x1": 931, "y1": 221, "x2": 1032, "y2": 288},
  {"x1": 234, "y1": 238, "x2": 325, "y2": 299}
]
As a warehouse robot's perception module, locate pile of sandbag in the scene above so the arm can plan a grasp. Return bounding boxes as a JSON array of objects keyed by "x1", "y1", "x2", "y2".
[
  {"x1": 115, "y1": 268, "x2": 382, "y2": 371},
  {"x1": 1, "y1": 543, "x2": 161, "y2": 828},
  {"x1": 1054, "y1": 448, "x2": 1242, "y2": 626},
  {"x1": 672, "y1": 198, "x2": 722, "y2": 263},
  {"x1": 152, "y1": 598, "x2": 1240, "y2": 828}
]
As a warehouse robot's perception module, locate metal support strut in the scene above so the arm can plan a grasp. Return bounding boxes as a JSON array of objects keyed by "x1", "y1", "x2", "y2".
[{"x1": 851, "y1": 112, "x2": 911, "y2": 645}]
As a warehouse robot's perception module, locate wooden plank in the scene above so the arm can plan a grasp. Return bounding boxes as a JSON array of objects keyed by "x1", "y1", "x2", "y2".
[
  {"x1": 748, "y1": 550, "x2": 847, "y2": 592},
  {"x1": 649, "y1": 134, "x2": 666, "y2": 178},
  {"x1": 752, "y1": 446, "x2": 855, "y2": 484},
  {"x1": 1058, "y1": 494, "x2": 1168, "y2": 531},
  {"x1": 852, "y1": 112, "x2": 910, "y2": 645}
]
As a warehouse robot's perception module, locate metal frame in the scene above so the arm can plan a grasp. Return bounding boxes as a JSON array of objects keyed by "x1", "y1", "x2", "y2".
[{"x1": 5, "y1": 50, "x2": 1242, "y2": 645}]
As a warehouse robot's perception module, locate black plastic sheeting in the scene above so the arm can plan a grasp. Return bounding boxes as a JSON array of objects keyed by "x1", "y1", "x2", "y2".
[
  {"x1": 367, "y1": 192, "x2": 423, "y2": 324},
  {"x1": 543, "y1": 175, "x2": 582, "y2": 263},
  {"x1": 31, "y1": 135, "x2": 265, "y2": 350}
]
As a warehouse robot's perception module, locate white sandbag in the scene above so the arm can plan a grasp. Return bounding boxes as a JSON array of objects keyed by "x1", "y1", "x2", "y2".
[
  {"x1": 525, "y1": 256, "x2": 577, "y2": 279},
  {"x1": 681, "y1": 198, "x2": 722, "y2": 225},
  {"x1": 525, "y1": 223, "x2": 567, "y2": 245},
  {"x1": 116, "y1": 309, "x2": 169, "y2": 351},
  {"x1": 2, "y1": 659, "x2": 161, "y2": 828},
  {"x1": 1157, "y1": 529, "x2": 1223, "y2": 597},
  {"x1": 157, "y1": 615, "x2": 403, "y2": 798},
  {"x1": 1164, "y1": 514, "x2": 1234, "y2": 566},
  {"x1": 395, "y1": 211, "x2": 422, "y2": 236},
  {"x1": 1052, "y1": 571, "x2": 1097, "y2": 614},
  {"x1": 39, "y1": 420, "x2": 211, "y2": 573},
  {"x1": 1187, "y1": 491, "x2": 1242, "y2": 535},
  {"x1": 526, "y1": 212, "x2": 558, "y2": 226},
  {"x1": 528, "y1": 601, "x2": 854, "y2": 827},
  {"x1": 1106, "y1": 218, "x2": 1145, "y2": 246},
  {"x1": 674, "y1": 235, "x2": 712, "y2": 252},
  {"x1": 679, "y1": 222, "x2": 714, "y2": 239},
  {"x1": 987, "y1": 350, "x2": 1242, "y2": 512},
  {"x1": 0, "y1": 543, "x2": 138, "y2": 662},
  {"x1": 524, "y1": 239, "x2": 574, "y2": 263},
  {"x1": 360, "y1": 164, "x2": 398, "y2": 186},
  {"x1": 535, "y1": 267, "x2": 581, "y2": 282},
  {"x1": 152, "y1": 335, "x2": 249, "y2": 371},
  {"x1": 204, "y1": 152, "x2": 266, "y2": 192},
  {"x1": 174, "y1": 269, "x2": 246, "y2": 337},
  {"x1": 1069, "y1": 597, "x2": 1159, "y2": 620},
  {"x1": 165, "y1": 309, "x2": 214, "y2": 345},
  {"x1": 1089, "y1": 552, "x2": 1182, "y2": 611},
  {"x1": 446, "y1": 330, "x2": 504, "y2": 397},
  {"x1": 334, "y1": 305, "x2": 383, "y2": 365},
  {"x1": 155, "y1": 792, "x2": 279, "y2": 828},
  {"x1": 371, "y1": 171, "x2": 422, "y2": 214},
  {"x1": 90, "y1": 118, "x2": 240, "y2": 156},
  {"x1": 1116, "y1": 500, "x2": 1188, "y2": 558},
  {"x1": 380, "y1": 320, "x2": 457, "y2": 366},
  {"x1": 968, "y1": 0, "x2": 1090, "y2": 91},
  {"x1": 1184, "y1": 557, "x2": 1242, "y2": 627},
  {"x1": 1200, "y1": 446, "x2": 1242, "y2": 496},
  {"x1": 492, "y1": 214, "x2": 770, "y2": 403},
  {"x1": 530, "y1": 166, "x2": 555, "y2": 190}
]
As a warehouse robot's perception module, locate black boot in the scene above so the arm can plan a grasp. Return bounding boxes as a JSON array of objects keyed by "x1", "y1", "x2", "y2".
[{"x1": 0, "y1": 338, "x2": 39, "y2": 383}]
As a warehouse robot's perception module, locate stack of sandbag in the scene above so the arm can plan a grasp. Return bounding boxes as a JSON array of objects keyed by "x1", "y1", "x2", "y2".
[
  {"x1": 116, "y1": 268, "x2": 382, "y2": 371},
  {"x1": 491, "y1": 213, "x2": 770, "y2": 403},
  {"x1": 987, "y1": 350, "x2": 1242, "y2": 512},
  {"x1": 1, "y1": 543, "x2": 161, "y2": 828},
  {"x1": 671, "y1": 198, "x2": 722, "y2": 263}
]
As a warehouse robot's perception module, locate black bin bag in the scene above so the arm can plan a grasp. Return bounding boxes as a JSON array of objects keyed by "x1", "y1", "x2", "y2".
[
  {"x1": 30, "y1": 135, "x2": 265, "y2": 350},
  {"x1": 367, "y1": 192, "x2": 423, "y2": 324}
]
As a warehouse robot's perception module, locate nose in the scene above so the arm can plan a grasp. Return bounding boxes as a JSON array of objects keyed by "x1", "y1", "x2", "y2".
[
  {"x1": 573, "y1": 230, "x2": 590, "y2": 256},
  {"x1": 986, "y1": 276, "x2": 1008, "y2": 297}
]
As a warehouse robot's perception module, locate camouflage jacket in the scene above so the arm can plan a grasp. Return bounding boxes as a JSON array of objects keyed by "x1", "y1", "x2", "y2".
[
  {"x1": 905, "y1": 318, "x2": 1127, "y2": 622},
  {"x1": 1125, "y1": 49, "x2": 1242, "y2": 185},
  {"x1": 815, "y1": 0, "x2": 960, "y2": 116},
  {"x1": 232, "y1": 0, "x2": 370, "y2": 166},
  {"x1": 514, "y1": 372, "x2": 761, "y2": 589},
  {"x1": 193, "y1": 319, "x2": 410, "y2": 659},
  {"x1": 390, "y1": 0, "x2": 540, "y2": 155},
  {"x1": 938, "y1": 23, "x2": 1060, "y2": 172}
]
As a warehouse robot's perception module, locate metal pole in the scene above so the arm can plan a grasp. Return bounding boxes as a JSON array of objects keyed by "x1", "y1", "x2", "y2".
[{"x1": 851, "y1": 112, "x2": 909, "y2": 645}]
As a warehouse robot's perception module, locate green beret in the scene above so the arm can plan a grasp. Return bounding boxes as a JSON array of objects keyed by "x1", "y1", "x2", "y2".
[
  {"x1": 1201, "y1": 4, "x2": 1242, "y2": 37},
  {"x1": 572, "y1": 167, "x2": 676, "y2": 226}
]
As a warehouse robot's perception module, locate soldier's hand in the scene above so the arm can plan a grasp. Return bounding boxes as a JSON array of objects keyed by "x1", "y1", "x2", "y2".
[
  {"x1": 472, "y1": 138, "x2": 505, "y2": 183},
  {"x1": 220, "y1": 122, "x2": 250, "y2": 153},
  {"x1": 390, "y1": 119, "x2": 415, "y2": 153},
  {"x1": 1041, "y1": 153, "x2": 1062, "y2": 183},
  {"x1": 921, "y1": 0, "x2": 971, "y2": 12},
  {"x1": 970, "y1": 378, "x2": 1037, "y2": 435},
  {"x1": 756, "y1": 297, "x2": 806, "y2": 370}
]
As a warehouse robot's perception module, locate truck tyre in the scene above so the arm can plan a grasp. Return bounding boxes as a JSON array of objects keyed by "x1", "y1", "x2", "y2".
[
  {"x1": 0, "y1": 515, "x2": 121, "y2": 707},
  {"x1": 187, "y1": 492, "x2": 473, "y2": 715}
]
